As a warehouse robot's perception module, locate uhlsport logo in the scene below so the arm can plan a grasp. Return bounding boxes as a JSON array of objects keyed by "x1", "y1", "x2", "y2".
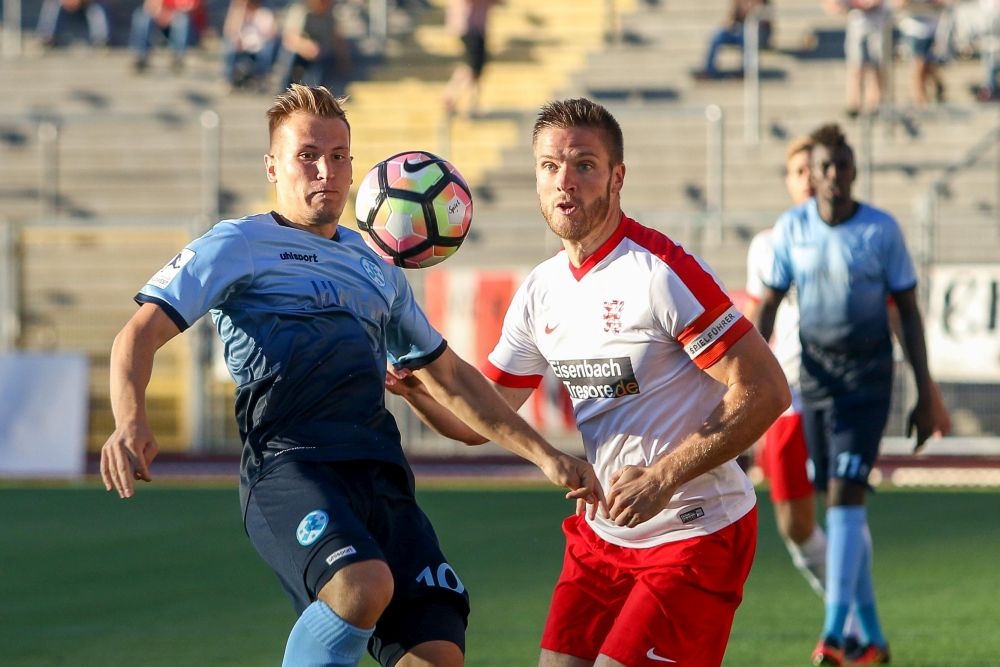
[
  {"x1": 296, "y1": 510, "x2": 329, "y2": 546},
  {"x1": 279, "y1": 251, "x2": 320, "y2": 262}
]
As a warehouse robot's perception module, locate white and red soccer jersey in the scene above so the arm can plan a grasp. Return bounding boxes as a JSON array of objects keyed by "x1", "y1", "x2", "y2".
[
  {"x1": 745, "y1": 227, "x2": 802, "y2": 411},
  {"x1": 483, "y1": 215, "x2": 757, "y2": 548}
]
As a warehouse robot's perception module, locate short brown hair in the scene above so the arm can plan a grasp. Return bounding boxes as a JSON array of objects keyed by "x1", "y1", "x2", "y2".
[
  {"x1": 267, "y1": 84, "x2": 350, "y2": 146},
  {"x1": 532, "y1": 98, "x2": 624, "y2": 165},
  {"x1": 808, "y1": 123, "x2": 849, "y2": 152}
]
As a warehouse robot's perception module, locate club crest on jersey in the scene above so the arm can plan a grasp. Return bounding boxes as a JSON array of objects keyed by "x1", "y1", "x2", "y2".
[
  {"x1": 603, "y1": 299, "x2": 625, "y2": 334},
  {"x1": 296, "y1": 510, "x2": 329, "y2": 546},
  {"x1": 148, "y1": 248, "x2": 195, "y2": 289},
  {"x1": 360, "y1": 257, "x2": 386, "y2": 288}
]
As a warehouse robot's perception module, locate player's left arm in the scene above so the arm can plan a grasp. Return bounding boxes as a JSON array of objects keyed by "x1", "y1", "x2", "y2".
[
  {"x1": 606, "y1": 327, "x2": 790, "y2": 526},
  {"x1": 890, "y1": 287, "x2": 951, "y2": 450}
]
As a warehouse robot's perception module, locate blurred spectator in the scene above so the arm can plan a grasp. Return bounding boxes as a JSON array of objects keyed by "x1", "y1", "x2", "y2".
[
  {"x1": 442, "y1": 0, "x2": 501, "y2": 117},
  {"x1": 222, "y1": 0, "x2": 280, "y2": 91},
  {"x1": 130, "y1": 0, "x2": 209, "y2": 73},
  {"x1": 36, "y1": 0, "x2": 110, "y2": 49},
  {"x1": 274, "y1": 0, "x2": 352, "y2": 94},
  {"x1": 894, "y1": 0, "x2": 951, "y2": 105},
  {"x1": 823, "y1": 0, "x2": 891, "y2": 117},
  {"x1": 693, "y1": 0, "x2": 772, "y2": 80},
  {"x1": 975, "y1": 0, "x2": 1000, "y2": 100}
]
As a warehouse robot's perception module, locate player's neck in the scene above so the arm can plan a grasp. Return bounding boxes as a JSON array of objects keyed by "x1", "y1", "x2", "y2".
[
  {"x1": 273, "y1": 211, "x2": 339, "y2": 239},
  {"x1": 562, "y1": 209, "x2": 622, "y2": 268},
  {"x1": 817, "y1": 199, "x2": 858, "y2": 226}
]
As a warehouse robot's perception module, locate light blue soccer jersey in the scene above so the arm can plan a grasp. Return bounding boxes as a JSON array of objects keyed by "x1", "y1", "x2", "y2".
[
  {"x1": 767, "y1": 199, "x2": 917, "y2": 402},
  {"x1": 136, "y1": 213, "x2": 445, "y2": 495}
]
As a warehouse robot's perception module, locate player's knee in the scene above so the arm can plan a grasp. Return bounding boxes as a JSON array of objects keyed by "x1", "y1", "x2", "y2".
[
  {"x1": 786, "y1": 514, "x2": 815, "y2": 544},
  {"x1": 396, "y1": 640, "x2": 465, "y2": 667},
  {"x1": 318, "y1": 559, "x2": 394, "y2": 627},
  {"x1": 827, "y1": 478, "x2": 866, "y2": 507}
]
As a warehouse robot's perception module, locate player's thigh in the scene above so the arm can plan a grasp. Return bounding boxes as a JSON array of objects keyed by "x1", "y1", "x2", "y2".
[
  {"x1": 761, "y1": 411, "x2": 813, "y2": 503},
  {"x1": 244, "y1": 459, "x2": 386, "y2": 614},
  {"x1": 539, "y1": 649, "x2": 595, "y2": 667},
  {"x1": 600, "y1": 510, "x2": 757, "y2": 667},
  {"x1": 367, "y1": 466, "x2": 470, "y2": 666},
  {"x1": 394, "y1": 640, "x2": 464, "y2": 667},
  {"x1": 828, "y1": 395, "x2": 891, "y2": 486},
  {"x1": 801, "y1": 404, "x2": 831, "y2": 492}
]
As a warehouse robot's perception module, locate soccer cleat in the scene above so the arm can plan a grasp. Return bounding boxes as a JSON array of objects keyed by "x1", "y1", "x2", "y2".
[
  {"x1": 843, "y1": 636, "x2": 862, "y2": 661},
  {"x1": 812, "y1": 639, "x2": 845, "y2": 666},
  {"x1": 849, "y1": 643, "x2": 890, "y2": 664}
]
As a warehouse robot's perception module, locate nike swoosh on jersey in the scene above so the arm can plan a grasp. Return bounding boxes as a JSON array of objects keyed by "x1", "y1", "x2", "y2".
[
  {"x1": 646, "y1": 648, "x2": 678, "y2": 663},
  {"x1": 544, "y1": 323, "x2": 559, "y2": 334}
]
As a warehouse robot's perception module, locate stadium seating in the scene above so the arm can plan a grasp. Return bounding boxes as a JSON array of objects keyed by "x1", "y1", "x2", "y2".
[{"x1": 1, "y1": 0, "x2": 997, "y2": 450}]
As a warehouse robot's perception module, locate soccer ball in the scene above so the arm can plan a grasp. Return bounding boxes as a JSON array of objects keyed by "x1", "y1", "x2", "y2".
[{"x1": 355, "y1": 151, "x2": 474, "y2": 269}]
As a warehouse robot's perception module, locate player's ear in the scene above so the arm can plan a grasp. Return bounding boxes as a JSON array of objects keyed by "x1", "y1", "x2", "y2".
[
  {"x1": 612, "y1": 163, "x2": 625, "y2": 194},
  {"x1": 264, "y1": 154, "x2": 277, "y2": 183}
]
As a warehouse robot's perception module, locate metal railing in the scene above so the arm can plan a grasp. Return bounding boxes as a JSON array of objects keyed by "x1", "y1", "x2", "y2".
[
  {"x1": 914, "y1": 122, "x2": 1000, "y2": 299},
  {"x1": 1, "y1": 0, "x2": 21, "y2": 59},
  {"x1": 4, "y1": 110, "x2": 223, "y2": 228},
  {"x1": 741, "y1": 4, "x2": 898, "y2": 147},
  {"x1": 0, "y1": 218, "x2": 17, "y2": 352}
]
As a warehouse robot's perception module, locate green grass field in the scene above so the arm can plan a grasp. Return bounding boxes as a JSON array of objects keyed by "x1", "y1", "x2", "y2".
[{"x1": 2, "y1": 481, "x2": 998, "y2": 666}]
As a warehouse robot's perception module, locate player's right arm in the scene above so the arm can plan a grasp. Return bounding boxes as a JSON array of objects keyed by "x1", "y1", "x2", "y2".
[
  {"x1": 407, "y1": 347, "x2": 603, "y2": 511},
  {"x1": 100, "y1": 303, "x2": 182, "y2": 499},
  {"x1": 385, "y1": 366, "x2": 499, "y2": 445}
]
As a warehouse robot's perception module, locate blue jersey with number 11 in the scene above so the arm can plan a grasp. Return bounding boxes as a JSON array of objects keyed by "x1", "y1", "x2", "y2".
[{"x1": 135, "y1": 213, "x2": 445, "y2": 496}]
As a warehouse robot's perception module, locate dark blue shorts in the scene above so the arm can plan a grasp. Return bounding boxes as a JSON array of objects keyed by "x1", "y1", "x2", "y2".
[
  {"x1": 801, "y1": 395, "x2": 891, "y2": 491},
  {"x1": 244, "y1": 459, "x2": 470, "y2": 664}
]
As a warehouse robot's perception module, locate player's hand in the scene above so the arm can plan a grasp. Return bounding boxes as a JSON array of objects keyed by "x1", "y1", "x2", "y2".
[
  {"x1": 606, "y1": 464, "x2": 671, "y2": 528},
  {"x1": 384, "y1": 366, "x2": 417, "y2": 397},
  {"x1": 907, "y1": 400, "x2": 938, "y2": 453},
  {"x1": 543, "y1": 454, "x2": 605, "y2": 520},
  {"x1": 909, "y1": 383, "x2": 952, "y2": 453},
  {"x1": 100, "y1": 423, "x2": 159, "y2": 499}
]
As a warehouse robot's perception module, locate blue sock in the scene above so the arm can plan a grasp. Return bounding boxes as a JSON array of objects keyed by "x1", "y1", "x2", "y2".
[
  {"x1": 854, "y1": 523, "x2": 887, "y2": 648},
  {"x1": 282, "y1": 600, "x2": 374, "y2": 667},
  {"x1": 822, "y1": 506, "x2": 866, "y2": 642}
]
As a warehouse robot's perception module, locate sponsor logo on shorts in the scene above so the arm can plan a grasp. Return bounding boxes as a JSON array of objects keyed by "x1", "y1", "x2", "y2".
[
  {"x1": 148, "y1": 248, "x2": 195, "y2": 288},
  {"x1": 550, "y1": 356, "x2": 640, "y2": 400},
  {"x1": 679, "y1": 507, "x2": 705, "y2": 524},
  {"x1": 325, "y1": 545, "x2": 357, "y2": 565},
  {"x1": 295, "y1": 510, "x2": 329, "y2": 546}
]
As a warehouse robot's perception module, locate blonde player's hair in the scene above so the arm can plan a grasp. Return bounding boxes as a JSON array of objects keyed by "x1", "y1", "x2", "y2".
[
  {"x1": 784, "y1": 136, "x2": 813, "y2": 172},
  {"x1": 267, "y1": 84, "x2": 350, "y2": 146}
]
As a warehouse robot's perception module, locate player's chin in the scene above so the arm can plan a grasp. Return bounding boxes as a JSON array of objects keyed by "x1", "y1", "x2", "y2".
[{"x1": 309, "y1": 201, "x2": 346, "y2": 221}]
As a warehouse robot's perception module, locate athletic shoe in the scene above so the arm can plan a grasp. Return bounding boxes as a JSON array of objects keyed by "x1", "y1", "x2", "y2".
[
  {"x1": 812, "y1": 639, "x2": 844, "y2": 666},
  {"x1": 843, "y1": 636, "x2": 862, "y2": 661},
  {"x1": 849, "y1": 643, "x2": 891, "y2": 664}
]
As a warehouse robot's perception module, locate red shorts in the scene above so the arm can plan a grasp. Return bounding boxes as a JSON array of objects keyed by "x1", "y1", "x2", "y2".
[
  {"x1": 755, "y1": 412, "x2": 813, "y2": 502},
  {"x1": 540, "y1": 508, "x2": 757, "y2": 667}
]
